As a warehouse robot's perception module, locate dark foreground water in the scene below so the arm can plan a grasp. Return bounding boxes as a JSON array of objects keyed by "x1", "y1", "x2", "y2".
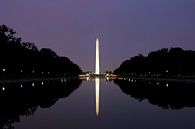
[{"x1": 0, "y1": 78, "x2": 195, "y2": 129}]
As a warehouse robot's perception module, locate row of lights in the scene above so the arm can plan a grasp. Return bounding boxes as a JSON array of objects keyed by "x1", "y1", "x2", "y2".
[
  {"x1": 128, "y1": 70, "x2": 169, "y2": 75},
  {"x1": 118, "y1": 77, "x2": 169, "y2": 88},
  {"x1": 153, "y1": 82, "x2": 169, "y2": 87},
  {"x1": 148, "y1": 81, "x2": 169, "y2": 87},
  {"x1": 2, "y1": 68, "x2": 51, "y2": 75},
  {"x1": 1, "y1": 82, "x2": 45, "y2": 91},
  {"x1": 124, "y1": 70, "x2": 170, "y2": 78},
  {"x1": 128, "y1": 79, "x2": 137, "y2": 83},
  {"x1": 0, "y1": 78, "x2": 70, "y2": 92}
]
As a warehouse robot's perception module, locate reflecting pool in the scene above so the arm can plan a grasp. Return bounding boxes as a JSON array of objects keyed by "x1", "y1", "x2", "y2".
[{"x1": 0, "y1": 78, "x2": 195, "y2": 129}]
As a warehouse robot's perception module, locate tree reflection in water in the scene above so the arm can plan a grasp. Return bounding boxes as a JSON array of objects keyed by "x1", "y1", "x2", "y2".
[
  {"x1": 0, "y1": 78, "x2": 82, "y2": 129},
  {"x1": 114, "y1": 79, "x2": 195, "y2": 110}
]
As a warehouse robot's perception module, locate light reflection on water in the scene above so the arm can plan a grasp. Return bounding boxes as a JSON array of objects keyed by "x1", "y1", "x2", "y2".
[
  {"x1": 95, "y1": 78, "x2": 99, "y2": 116},
  {"x1": 0, "y1": 77, "x2": 195, "y2": 129}
]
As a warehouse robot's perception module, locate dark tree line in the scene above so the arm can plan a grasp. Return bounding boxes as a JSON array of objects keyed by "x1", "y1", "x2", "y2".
[
  {"x1": 114, "y1": 48, "x2": 195, "y2": 77},
  {"x1": 0, "y1": 25, "x2": 82, "y2": 79}
]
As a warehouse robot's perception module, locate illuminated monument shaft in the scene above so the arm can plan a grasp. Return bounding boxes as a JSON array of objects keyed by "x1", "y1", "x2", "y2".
[{"x1": 95, "y1": 38, "x2": 100, "y2": 75}]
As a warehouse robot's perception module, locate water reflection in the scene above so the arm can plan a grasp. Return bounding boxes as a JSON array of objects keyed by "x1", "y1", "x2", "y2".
[
  {"x1": 95, "y1": 78, "x2": 100, "y2": 116},
  {"x1": 1, "y1": 77, "x2": 195, "y2": 129},
  {"x1": 114, "y1": 79, "x2": 195, "y2": 110},
  {"x1": 80, "y1": 76, "x2": 106, "y2": 116},
  {"x1": 0, "y1": 78, "x2": 81, "y2": 129},
  {"x1": 81, "y1": 76, "x2": 101, "y2": 116}
]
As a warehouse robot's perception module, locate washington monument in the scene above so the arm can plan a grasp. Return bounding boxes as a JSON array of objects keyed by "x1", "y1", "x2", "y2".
[{"x1": 95, "y1": 38, "x2": 100, "y2": 75}]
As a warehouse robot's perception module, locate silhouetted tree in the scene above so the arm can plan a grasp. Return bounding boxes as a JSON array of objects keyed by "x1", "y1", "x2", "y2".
[
  {"x1": 114, "y1": 48, "x2": 195, "y2": 77},
  {"x1": 0, "y1": 24, "x2": 82, "y2": 79}
]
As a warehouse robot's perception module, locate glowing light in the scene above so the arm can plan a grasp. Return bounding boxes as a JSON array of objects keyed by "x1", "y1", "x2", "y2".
[
  {"x1": 32, "y1": 83, "x2": 35, "y2": 87},
  {"x1": 2, "y1": 87, "x2": 5, "y2": 91},
  {"x1": 41, "y1": 82, "x2": 44, "y2": 85},
  {"x1": 2, "y1": 68, "x2": 6, "y2": 72},
  {"x1": 166, "y1": 83, "x2": 169, "y2": 87},
  {"x1": 95, "y1": 38, "x2": 100, "y2": 75},
  {"x1": 20, "y1": 84, "x2": 23, "y2": 88},
  {"x1": 95, "y1": 78, "x2": 100, "y2": 116}
]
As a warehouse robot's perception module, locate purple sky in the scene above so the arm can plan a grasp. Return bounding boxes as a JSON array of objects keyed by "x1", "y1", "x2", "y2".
[{"x1": 0, "y1": 0, "x2": 195, "y2": 72}]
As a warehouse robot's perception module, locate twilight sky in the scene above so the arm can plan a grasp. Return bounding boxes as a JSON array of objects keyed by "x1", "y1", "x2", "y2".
[{"x1": 0, "y1": 0, "x2": 195, "y2": 72}]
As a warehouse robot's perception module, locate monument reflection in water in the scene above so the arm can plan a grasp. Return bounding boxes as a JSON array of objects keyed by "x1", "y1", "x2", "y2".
[{"x1": 95, "y1": 78, "x2": 100, "y2": 116}]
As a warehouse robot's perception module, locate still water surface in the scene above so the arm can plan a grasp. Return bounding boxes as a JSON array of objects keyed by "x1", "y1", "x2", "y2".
[{"x1": 1, "y1": 78, "x2": 195, "y2": 129}]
